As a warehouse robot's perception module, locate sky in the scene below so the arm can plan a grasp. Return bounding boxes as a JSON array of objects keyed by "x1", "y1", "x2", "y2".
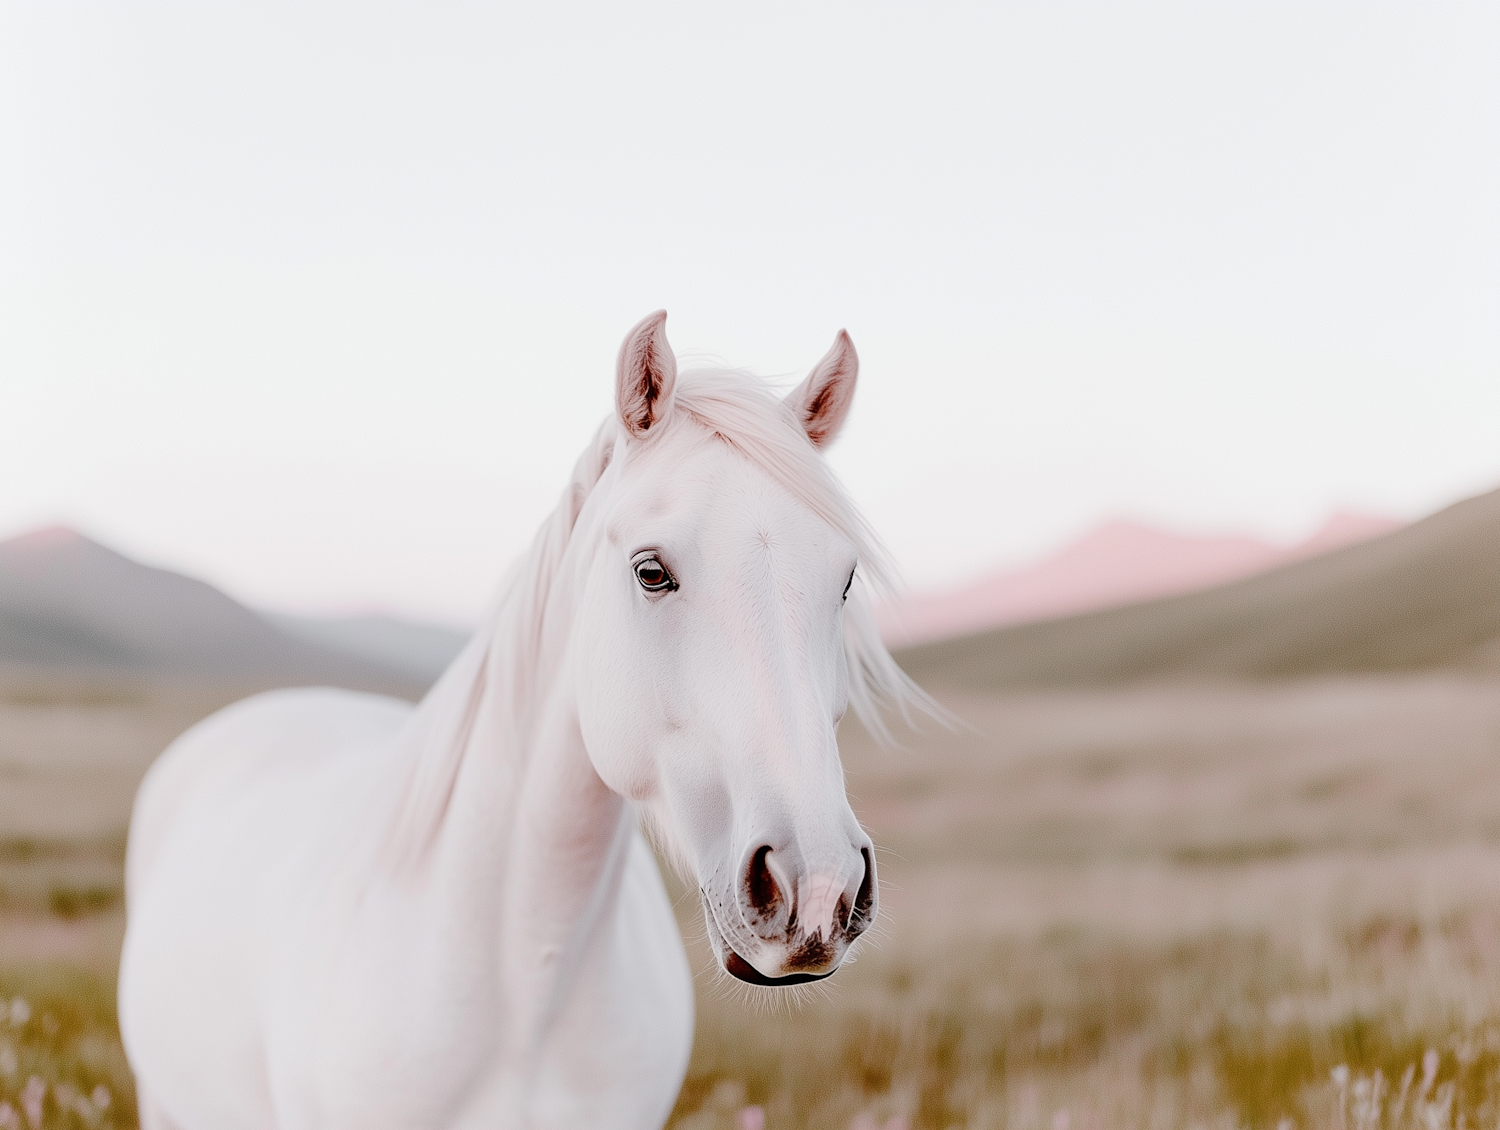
[{"x1": 2, "y1": 3, "x2": 1497, "y2": 626}]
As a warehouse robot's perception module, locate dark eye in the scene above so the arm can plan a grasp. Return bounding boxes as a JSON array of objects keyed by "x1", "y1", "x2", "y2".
[
  {"x1": 634, "y1": 556, "x2": 676, "y2": 592},
  {"x1": 843, "y1": 569, "x2": 855, "y2": 602}
]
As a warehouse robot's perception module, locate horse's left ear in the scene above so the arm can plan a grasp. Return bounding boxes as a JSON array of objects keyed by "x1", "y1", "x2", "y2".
[{"x1": 786, "y1": 330, "x2": 858, "y2": 448}]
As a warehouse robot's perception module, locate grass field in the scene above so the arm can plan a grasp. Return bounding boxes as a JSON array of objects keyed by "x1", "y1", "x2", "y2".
[{"x1": 4, "y1": 672, "x2": 1500, "y2": 1128}]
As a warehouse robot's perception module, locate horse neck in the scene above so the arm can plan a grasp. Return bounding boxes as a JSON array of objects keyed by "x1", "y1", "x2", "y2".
[
  {"x1": 436, "y1": 540, "x2": 626, "y2": 896},
  {"x1": 386, "y1": 432, "x2": 634, "y2": 982},
  {"x1": 388, "y1": 424, "x2": 615, "y2": 868}
]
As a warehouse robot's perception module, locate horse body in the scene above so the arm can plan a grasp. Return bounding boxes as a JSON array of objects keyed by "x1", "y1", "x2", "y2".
[{"x1": 119, "y1": 313, "x2": 924, "y2": 1128}]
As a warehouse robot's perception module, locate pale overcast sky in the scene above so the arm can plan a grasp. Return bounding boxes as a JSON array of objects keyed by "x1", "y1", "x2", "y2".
[{"x1": 2, "y1": 4, "x2": 1497, "y2": 624}]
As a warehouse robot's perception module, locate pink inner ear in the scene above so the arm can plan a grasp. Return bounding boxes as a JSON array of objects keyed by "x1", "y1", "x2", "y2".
[
  {"x1": 796, "y1": 331, "x2": 857, "y2": 448},
  {"x1": 617, "y1": 311, "x2": 677, "y2": 437},
  {"x1": 802, "y1": 383, "x2": 843, "y2": 443},
  {"x1": 629, "y1": 340, "x2": 666, "y2": 431}
]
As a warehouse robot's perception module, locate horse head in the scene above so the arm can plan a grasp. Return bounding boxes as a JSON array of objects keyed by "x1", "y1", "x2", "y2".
[{"x1": 571, "y1": 311, "x2": 917, "y2": 986}]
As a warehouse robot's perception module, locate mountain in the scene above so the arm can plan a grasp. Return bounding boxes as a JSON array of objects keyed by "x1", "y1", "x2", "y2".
[
  {"x1": 266, "y1": 613, "x2": 469, "y2": 683},
  {"x1": 896, "y1": 489, "x2": 1500, "y2": 690},
  {"x1": 0, "y1": 527, "x2": 418, "y2": 689},
  {"x1": 879, "y1": 512, "x2": 1401, "y2": 648}
]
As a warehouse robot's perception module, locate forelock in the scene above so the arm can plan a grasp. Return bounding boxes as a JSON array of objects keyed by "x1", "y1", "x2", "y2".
[
  {"x1": 660, "y1": 368, "x2": 937, "y2": 743},
  {"x1": 666, "y1": 369, "x2": 897, "y2": 593}
]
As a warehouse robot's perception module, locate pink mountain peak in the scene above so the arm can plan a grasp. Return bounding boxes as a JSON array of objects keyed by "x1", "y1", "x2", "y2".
[
  {"x1": 6, "y1": 525, "x2": 90, "y2": 549},
  {"x1": 1289, "y1": 512, "x2": 1404, "y2": 560},
  {"x1": 880, "y1": 512, "x2": 1403, "y2": 648},
  {"x1": 0, "y1": 526, "x2": 109, "y2": 567}
]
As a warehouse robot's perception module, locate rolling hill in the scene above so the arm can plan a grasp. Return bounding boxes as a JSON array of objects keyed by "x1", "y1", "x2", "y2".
[
  {"x1": 0, "y1": 527, "x2": 419, "y2": 690},
  {"x1": 266, "y1": 612, "x2": 469, "y2": 683},
  {"x1": 878, "y1": 513, "x2": 1400, "y2": 648},
  {"x1": 897, "y1": 487, "x2": 1500, "y2": 690}
]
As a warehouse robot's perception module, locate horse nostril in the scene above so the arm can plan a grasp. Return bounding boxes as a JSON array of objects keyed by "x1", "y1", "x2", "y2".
[
  {"x1": 744, "y1": 845, "x2": 782, "y2": 918},
  {"x1": 849, "y1": 846, "x2": 876, "y2": 935}
]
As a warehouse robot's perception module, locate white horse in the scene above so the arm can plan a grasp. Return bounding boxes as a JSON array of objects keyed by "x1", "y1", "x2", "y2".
[{"x1": 118, "y1": 312, "x2": 927, "y2": 1129}]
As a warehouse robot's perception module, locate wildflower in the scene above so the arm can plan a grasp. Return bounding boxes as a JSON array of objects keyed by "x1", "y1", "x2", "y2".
[
  {"x1": 0, "y1": 1102, "x2": 17, "y2": 1130},
  {"x1": 19, "y1": 1076, "x2": 43, "y2": 1130},
  {"x1": 1391, "y1": 1062, "x2": 1417, "y2": 1128},
  {"x1": 1422, "y1": 1081, "x2": 1455, "y2": 1130},
  {"x1": 1351, "y1": 1070, "x2": 1384, "y2": 1130},
  {"x1": 6, "y1": 1000, "x2": 29, "y2": 1027},
  {"x1": 737, "y1": 1106, "x2": 765, "y2": 1130},
  {"x1": 92, "y1": 1085, "x2": 111, "y2": 1110},
  {"x1": 1331, "y1": 1065, "x2": 1349, "y2": 1130},
  {"x1": 53, "y1": 1083, "x2": 104, "y2": 1128},
  {"x1": 0, "y1": 1043, "x2": 15, "y2": 1076}
]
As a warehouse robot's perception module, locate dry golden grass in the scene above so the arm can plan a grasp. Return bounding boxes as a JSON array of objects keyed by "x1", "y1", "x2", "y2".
[
  {"x1": 7, "y1": 672, "x2": 1500, "y2": 1128},
  {"x1": 0, "y1": 676, "x2": 222, "y2": 1128},
  {"x1": 666, "y1": 676, "x2": 1500, "y2": 1129},
  {"x1": 673, "y1": 909, "x2": 1500, "y2": 1130}
]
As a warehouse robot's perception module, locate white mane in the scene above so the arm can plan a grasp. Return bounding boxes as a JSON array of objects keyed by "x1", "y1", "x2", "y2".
[{"x1": 388, "y1": 369, "x2": 932, "y2": 865}]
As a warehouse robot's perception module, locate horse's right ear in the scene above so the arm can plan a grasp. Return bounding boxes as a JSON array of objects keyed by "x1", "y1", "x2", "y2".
[{"x1": 616, "y1": 310, "x2": 677, "y2": 439}]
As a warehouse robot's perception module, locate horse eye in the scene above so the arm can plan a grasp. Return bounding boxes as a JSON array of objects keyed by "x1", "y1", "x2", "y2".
[
  {"x1": 842, "y1": 570, "x2": 855, "y2": 602},
  {"x1": 634, "y1": 557, "x2": 676, "y2": 592}
]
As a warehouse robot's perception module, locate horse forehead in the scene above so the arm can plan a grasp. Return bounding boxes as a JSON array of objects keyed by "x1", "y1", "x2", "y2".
[
  {"x1": 612, "y1": 440, "x2": 845, "y2": 550},
  {"x1": 696, "y1": 472, "x2": 836, "y2": 549}
]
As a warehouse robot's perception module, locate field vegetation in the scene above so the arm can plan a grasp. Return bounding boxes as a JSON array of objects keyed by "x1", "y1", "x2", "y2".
[
  {"x1": 671, "y1": 678, "x2": 1500, "y2": 1130},
  {"x1": 4, "y1": 672, "x2": 1500, "y2": 1129}
]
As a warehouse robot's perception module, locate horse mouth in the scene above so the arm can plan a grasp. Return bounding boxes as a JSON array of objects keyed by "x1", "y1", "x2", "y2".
[
  {"x1": 722, "y1": 948, "x2": 837, "y2": 987},
  {"x1": 703, "y1": 900, "x2": 841, "y2": 986}
]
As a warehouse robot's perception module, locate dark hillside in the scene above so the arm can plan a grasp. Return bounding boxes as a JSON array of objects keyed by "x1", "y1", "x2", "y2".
[{"x1": 0, "y1": 527, "x2": 415, "y2": 690}]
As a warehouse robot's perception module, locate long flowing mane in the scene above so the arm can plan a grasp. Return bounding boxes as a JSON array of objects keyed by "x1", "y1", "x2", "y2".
[{"x1": 386, "y1": 369, "x2": 931, "y2": 866}]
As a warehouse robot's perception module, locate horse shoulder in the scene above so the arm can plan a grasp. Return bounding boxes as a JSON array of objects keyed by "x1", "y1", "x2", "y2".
[
  {"x1": 120, "y1": 687, "x2": 415, "y2": 1130},
  {"x1": 127, "y1": 687, "x2": 412, "y2": 900}
]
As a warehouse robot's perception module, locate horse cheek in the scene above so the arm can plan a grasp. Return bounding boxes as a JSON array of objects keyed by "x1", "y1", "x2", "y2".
[{"x1": 575, "y1": 614, "x2": 660, "y2": 803}]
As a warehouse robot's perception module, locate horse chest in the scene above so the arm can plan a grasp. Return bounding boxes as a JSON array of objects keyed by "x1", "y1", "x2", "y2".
[{"x1": 269, "y1": 834, "x2": 692, "y2": 1129}]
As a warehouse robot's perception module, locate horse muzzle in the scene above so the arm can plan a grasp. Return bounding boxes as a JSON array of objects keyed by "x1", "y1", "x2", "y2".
[{"x1": 702, "y1": 839, "x2": 878, "y2": 985}]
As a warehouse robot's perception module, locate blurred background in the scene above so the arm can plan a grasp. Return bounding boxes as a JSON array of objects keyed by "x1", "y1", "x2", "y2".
[{"x1": 2, "y1": 4, "x2": 1499, "y2": 1129}]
